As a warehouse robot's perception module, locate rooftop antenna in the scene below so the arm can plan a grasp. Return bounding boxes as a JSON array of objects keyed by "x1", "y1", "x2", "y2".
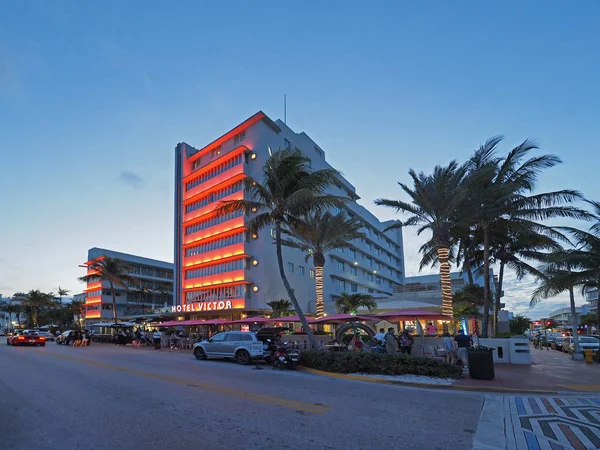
[{"x1": 284, "y1": 94, "x2": 287, "y2": 124}]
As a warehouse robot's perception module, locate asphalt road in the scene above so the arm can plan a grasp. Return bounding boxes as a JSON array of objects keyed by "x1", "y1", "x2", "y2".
[{"x1": 0, "y1": 342, "x2": 485, "y2": 450}]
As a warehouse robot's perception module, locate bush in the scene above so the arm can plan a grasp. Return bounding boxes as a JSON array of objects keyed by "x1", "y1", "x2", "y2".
[{"x1": 300, "y1": 350, "x2": 463, "y2": 379}]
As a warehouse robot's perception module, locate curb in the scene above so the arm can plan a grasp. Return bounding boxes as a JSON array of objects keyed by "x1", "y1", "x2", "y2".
[{"x1": 298, "y1": 366, "x2": 560, "y2": 395}]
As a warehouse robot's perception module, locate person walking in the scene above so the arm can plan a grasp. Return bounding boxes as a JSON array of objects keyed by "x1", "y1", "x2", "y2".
[
  {"x1": 374, "y1": 328, "x2": 386, "y2": 344},
  {"x1": 384, "y1": 327, "x2": 398, "y2": 354},
  {"x1": 152, "y1": 330, "x2": 162, "y2": 350},
  {"x1": 399, "y1": 330, "x2": 414, "y2": 355},
  {"x1": 443, "y1": 332, "x2": 457, "y2": 365},
  {"x1": 454, "y1": 329, "x2": 473, "y2": 369}
]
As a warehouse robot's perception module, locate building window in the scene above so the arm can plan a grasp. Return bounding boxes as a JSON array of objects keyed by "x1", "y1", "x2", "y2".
[
  {"x1": 284, "y1": 138, "x2": 291, "y2": 149},
  {"x1": 350, "y1": 266, "x2": 357, "y2": 276},
  {"x1": 314, "y1": 146, "x2": 322, "y2": 156},
  {"x1": 337, "y1": 260, "x2": 344, "y2": 271},
  {"x1": 376, "y1": 276, "x2": 381, "y2": 285},
  {"x1": 298, "y1": 266, "x2": 305, "y2": 276},
  {"x1": 307, "y1": 159, "x2": 312, "y2": 168},
  {"x1": 367, "y1": 242, "x2": 372, "y2": 251},
  {"x1": 186, "y1": 153, "x2": 244, "y2": 191},
  {"x1": 309, "y1": 269, "x2": 315, "y2": 278},
  {"x1": 376, "y1": 262, "x2": 381, "y2": 270},
  {"x1": 185, "y1": 180, "x2": 243, "y2": 214},
  {"x1": 368, "y1": 288, "x2": 374, "y2": 293},
  {"x1": 288, "y1": 262, "x2": 294, "y2": 273},
  {"x1": 389, "y1": 268, "x2": 393, "y2": 276},
  {"x1": 185, "y1": 285, "x2": 245, "y2": 302},
  {"x1": 211, "y1": 146, "x2": 222, "y2": 158},
  {"x1": 367, "y1": 257, "x2": 372, "y2": 267},
  {"x1": 234, "y1": 130, "x2": 246, "y2": 145},
  {"x1": 351, "y1": 283, "x2": 358, "y2": 293},
  {"x1": 185, "y1": 231, "x2": 245, "y2": 257},
  {"x1": 185, "y1": 210, "x2": 244, "y2": 236},
  {"x1": 337, "y1": 279, "x2": 346, "y2": 292},
  {"x1": 367, "y1": 273, "x2": 373, "y2": 282},
  {"x1": 349, "y1": 248, "x2": 356, "y2": 259}
]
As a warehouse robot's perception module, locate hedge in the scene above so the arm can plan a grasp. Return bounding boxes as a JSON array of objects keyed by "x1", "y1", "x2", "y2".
[{"x1": 300, "y1": 350, "x2": 463, "y2": 379}]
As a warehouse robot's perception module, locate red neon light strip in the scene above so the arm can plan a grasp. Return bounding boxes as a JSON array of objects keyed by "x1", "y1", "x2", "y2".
[
  {"x1": 182, "y1": 145, "x2": 249, "y2": 183},
  {"x1": 182, "y1": 172, "x2": 247, "y2": 206},
  {"x1": 186, "y1": 112, "x2": 265, "y2": 166}
]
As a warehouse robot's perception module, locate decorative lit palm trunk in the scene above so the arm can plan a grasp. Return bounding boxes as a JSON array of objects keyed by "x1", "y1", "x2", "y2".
[
  {"x1": 437, "y1": 247, "x2": 453, "y2": 317},
  {"x1": 313, "y1": 253, "x2": 326, "y2": 319},
  {"x1": 315, "y1": 266, "x2": 324, "y2": 318}
]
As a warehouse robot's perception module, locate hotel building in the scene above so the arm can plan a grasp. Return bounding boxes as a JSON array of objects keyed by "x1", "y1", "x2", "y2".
[
  {"x1": 82, "y1": 248, "x2": 174, "y2": 323},
  {"x1": 174, "y1": 111, "x2": 405, "y2": 317}
]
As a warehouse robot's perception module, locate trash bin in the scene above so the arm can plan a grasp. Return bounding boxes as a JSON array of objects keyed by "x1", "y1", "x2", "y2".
[{"x1": 467, "y1": 346, "x2": 495, "y2": 380}]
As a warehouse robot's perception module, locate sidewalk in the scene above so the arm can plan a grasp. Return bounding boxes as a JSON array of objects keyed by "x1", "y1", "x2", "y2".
[
  {"x1": 458, "y1": 345, "x2": 600, "y2": 393},
  {"x1": 474, "y1": 395, "x2": 600, "y2": 450}
]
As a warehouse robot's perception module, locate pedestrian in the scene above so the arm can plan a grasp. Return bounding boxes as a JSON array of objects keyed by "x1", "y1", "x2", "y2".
[
  {"x1": 443, "y1": 332, "x2": 457, "y2": 365},
  {"x1": 170, "y1": 331, "x2": 179, "y2": 349},
  {"x1": 426, "y1": 322, "x2": 438, "y2": 336},
  {"x1": 399, "y1": 330, "x2": 414, "y2": 355},
  {"x1": 384, "y1": 327, "x2": 398, "y2": 354},
  {"x1": 153, "y1": 330, "x2": 162, "y2": 350},
  {"x1": 454, "y1": 329, "x2": 473, "y2": 369},
  {"x1": 81, "y1": 330, "x2": 89, "y2": 346},
  {"x1": 374, "y1": 328, "x2": 386, "y2": 344}
]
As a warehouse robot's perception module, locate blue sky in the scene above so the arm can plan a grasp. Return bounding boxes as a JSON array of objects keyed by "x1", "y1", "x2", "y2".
[{"x1": 1, "y1": 1, "x2": 598, "y2": 318}]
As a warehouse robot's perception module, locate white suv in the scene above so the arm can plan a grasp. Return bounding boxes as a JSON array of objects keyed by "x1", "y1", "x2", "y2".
[{"x1": 193, "y1": 332, "x2": 264, "y2": 365}]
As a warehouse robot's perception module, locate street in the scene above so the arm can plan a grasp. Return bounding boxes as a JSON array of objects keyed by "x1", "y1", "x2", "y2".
[{"x1": 0, "y1": 343, "x2": 484, "y2": 450}]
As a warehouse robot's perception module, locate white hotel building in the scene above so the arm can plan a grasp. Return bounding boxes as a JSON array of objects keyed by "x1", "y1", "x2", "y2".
[{"x1": 173, "y1": 111, "x2": 405, "y2": 317}]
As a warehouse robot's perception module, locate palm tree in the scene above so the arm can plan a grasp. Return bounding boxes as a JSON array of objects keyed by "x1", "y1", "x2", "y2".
[
  {"x1": 509, "y1": 315, "x2": 531, "y2": 335},
  {"x1": 281, "y1": 211, "x2": 364, "y2": 318},
  {"x1": 334, "y1": 292, "x2": 377, "y2": 315},
  {"x1": 266, "y1": 299, "x2": 293, "y2": 318},
  {"x1": 22, "y1": 290, "x2": 54, "y2": 328},
  {"x1": 467, "y1": 136, "x2": 589, "y2": 337},
  {"x1": 57, "y1": 286, "x2": 70, "y2": 307},
  {"x1": 376, "y1": 161, "x2": 470, "y2": 317},
  {"x1": 78, "y1": 256, "x2": 136, "y2": 324},
  {"x1": 216, "y1": 148, "x2": 342, "y2": 349},
  {"x1": 488, "y1": 219, "x2": 567, "y2": 334}
]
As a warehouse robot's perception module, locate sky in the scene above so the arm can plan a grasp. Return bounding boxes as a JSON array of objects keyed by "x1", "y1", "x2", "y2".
[{"x1": 1, "y1": 1, "x2": 599, "y2": 319}]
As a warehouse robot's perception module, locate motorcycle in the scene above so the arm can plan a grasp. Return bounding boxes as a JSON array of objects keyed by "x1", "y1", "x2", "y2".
[
  {"x1": 272, "y1": 342, "x2": 299, "y2": 370},
  {"x1": 263, "y1": 339, "x2": 278, "y2": 364}
]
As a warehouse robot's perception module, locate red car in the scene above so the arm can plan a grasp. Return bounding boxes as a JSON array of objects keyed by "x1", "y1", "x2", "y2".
[{"x1": 7, "y1": 330, "x2": 46, "y2": 346}]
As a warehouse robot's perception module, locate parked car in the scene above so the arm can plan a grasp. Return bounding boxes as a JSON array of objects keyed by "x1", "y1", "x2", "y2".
[
  {"x1": 193, "y1": 331, "x2": 264, "y2": 365},
  {"x1": 567, "y1": 336, "x2": 600, "y2": 354},
  {"x1": 7, "y1": 330, "x2": 46, "y2": 346},
  {"x1": 37, "y1": 331, "x2": 55, "y2": 341},
  {"x1": 56, "y1": 330, "x2": 75, "y2": 345},
  {"x1": 551, "y1": 336, "x2": 568, "y2": 351}
]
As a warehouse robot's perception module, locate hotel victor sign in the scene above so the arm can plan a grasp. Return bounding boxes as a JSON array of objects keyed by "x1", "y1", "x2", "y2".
[{"x1": 171, "y1": 299, "x2": 243, "y2": 313}]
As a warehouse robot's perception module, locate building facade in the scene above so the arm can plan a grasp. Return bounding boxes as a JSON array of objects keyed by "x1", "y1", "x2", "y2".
[
  {"x1": 584, "y1": 287, "x2": 598, "y2": 316},
  {"x1": 82, "y1": 248, "x2": 174, "y2": 322},
  {"x1": 174, "y1": 111, "x2": 405, "y2": 316},
  {"x1": 548, "y1": 306, "x2": 582, "y2": 328}
]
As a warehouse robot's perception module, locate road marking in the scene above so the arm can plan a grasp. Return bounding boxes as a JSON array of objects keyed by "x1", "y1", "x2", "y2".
[{"x1": 35, "y1": 350, "x2": 330, "y2": 415}]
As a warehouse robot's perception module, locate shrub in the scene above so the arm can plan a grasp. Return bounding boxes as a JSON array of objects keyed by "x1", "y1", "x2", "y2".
[{"x1": 300, "y1": 350, "x2": 463, "y2": 379}]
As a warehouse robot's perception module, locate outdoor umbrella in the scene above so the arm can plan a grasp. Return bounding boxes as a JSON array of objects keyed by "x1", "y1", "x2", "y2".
[
  {"x1": 312, "y1": 313, "x2": 376, "y2": 324},
  {"x1": 226, "y1": 316, "x2": 270, "y2": 325},
  {"x1": 267, "y1": 315, "x2": 317, "y2": 323}
]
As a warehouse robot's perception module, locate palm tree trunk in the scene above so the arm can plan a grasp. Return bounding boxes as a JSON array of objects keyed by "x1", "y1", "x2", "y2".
[
  {"x1": 315, "y1": 265, "x2": 324, "y2": 318},
  {"x1": 437, "y1": 246, "x2": 453, "y2": 316},
  {"x1": 596, "y1": 277, "x2": 600, "y2": 336},
  {"x1": 493, "y1": 260, "x2": 505, "y2": 337},
  {"x1": 569, "y1": 285, "x2": 581, "y2": 357},
  {"x1": 110, "y1": 281, "x2": 118, "y2": 324},
  {"x1": 481, "y1": 226, "x2": 491, "y2": 338},
  {"x1": 462, "y1": 243, "x2": 474, "y2": 285},
  {"x1": 275, "y1": 220, "x2": 318, "y2": 349}
]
